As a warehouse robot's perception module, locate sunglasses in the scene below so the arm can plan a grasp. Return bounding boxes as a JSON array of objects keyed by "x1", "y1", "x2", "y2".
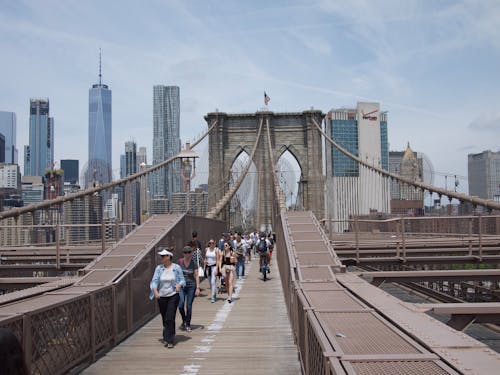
[{"x1": 184, "y1": 251, "x2": 192, "y2": 254}]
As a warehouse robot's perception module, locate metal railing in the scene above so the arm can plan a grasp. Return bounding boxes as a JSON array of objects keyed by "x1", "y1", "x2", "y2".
[
  {"x1": 320, "y1": 216, "x2": 500, "y2": 264},
  {"x1": 0, "y1": 214, "x2": 226, "y2": 374}
]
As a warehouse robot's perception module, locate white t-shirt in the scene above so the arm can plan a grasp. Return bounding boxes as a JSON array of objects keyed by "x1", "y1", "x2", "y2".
[{"x1": 158, "y1": 266, "x2": 176, "y2": 297}]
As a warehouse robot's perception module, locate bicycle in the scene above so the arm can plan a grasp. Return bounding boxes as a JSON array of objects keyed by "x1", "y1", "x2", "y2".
[{"x1": 259, "y1": 252, "x2": 268, "y2": 281}]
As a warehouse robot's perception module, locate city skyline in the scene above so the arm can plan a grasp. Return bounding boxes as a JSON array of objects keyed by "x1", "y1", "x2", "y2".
[{"x1": 1, "y1": 1, "x2": 500, "y2": 194}]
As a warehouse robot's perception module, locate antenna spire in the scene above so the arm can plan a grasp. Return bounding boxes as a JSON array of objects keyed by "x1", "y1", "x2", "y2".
[{"x1": 98, "y1": 48, "x2": 102, "y2": 85}]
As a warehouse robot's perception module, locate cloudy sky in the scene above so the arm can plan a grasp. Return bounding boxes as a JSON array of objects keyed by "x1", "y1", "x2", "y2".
[{"x1": 1, "y1": 0, "x2": 499, "y2": 193}]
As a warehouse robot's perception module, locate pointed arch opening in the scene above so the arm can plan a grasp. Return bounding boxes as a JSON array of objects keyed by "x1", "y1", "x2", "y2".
[
  {"x1": 277, "y1": 149, "x2": 302, "y2": 210},
  {"x1": 229, "y1": 149, "x2": 258, "y2": 230}
]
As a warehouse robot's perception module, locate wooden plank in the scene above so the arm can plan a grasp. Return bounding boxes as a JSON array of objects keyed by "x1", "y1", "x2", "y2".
[{"x1": 82, "y1": 258, "x2": 301, "y2": 374}]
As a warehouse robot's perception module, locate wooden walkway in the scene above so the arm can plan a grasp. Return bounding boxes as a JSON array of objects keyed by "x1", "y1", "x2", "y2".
[{"x1": 82, "y1": 257, "x2": 302, "y2": 374}]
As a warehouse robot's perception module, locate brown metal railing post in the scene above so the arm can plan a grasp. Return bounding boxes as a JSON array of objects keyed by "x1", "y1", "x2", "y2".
[
  {"x1": 115, "y1": 219, "x2": 119, "y2": 242},
  {"x1": 304, "y1": 309, "x2": 310, "y2": 375},
  {"x1": 55, "y1": 223, "x2": 60, "y2": 269},
  {"x1": 328, "y1": 218, "x2": 333, "y2": 241},
  {"x1": 90, "y1": 294, "x2": 96, "y2": 362},
  {"x1": 354, "y1": 218, "x2": 360, "y2": 262},
  {"x1": 111, "y1": 285, "x2": 118, "y2": 345},
  {"x1": 478, "y1": 216, "x2": 483, "y2": 260},
  {"x1": 468, "y1": 217, "x2": 473, "y2": 256},
  {"x1": 127, "y1": 274, "x2": 133, "y2": 331},
  {"x1": 22, "y1": 315, "x2": 32, "y2": 372},
  {"x1": 101, "y1": 220, "x2": 106, "y2": 253},
  {"x1": 396, "y1": 220, "x2": 400, "y2": 258},
  {"x1": 401, "y1": 218, "x2": 406, "y2": 261}
]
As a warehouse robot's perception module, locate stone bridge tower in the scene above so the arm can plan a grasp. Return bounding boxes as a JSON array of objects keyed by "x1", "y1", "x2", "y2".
[{"x1": 205, "y1": 110, "x2": 325, "y2": 230}]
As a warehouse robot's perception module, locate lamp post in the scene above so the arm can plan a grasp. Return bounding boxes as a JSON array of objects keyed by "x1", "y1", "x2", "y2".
[{"x1": 177, "y1": 143, "x2": 199, "y2": 214}]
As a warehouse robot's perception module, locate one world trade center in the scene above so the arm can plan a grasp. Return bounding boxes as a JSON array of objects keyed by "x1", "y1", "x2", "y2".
[{"x1": 86, "y1": 50, "x2": 112, "y2": 188}]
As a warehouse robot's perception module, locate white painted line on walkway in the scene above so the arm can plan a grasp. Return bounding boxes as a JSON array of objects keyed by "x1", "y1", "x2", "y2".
[{"x1": 180, "y1": 262, "x2": 252, "y2": 375}]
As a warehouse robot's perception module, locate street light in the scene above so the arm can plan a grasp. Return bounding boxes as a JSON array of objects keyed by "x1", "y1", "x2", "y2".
[{"x1": 177, "y1": 143, "x2": 199, "y2": 214}]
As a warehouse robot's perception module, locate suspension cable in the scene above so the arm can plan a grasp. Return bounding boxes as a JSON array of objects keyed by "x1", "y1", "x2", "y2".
[
  {"x1": 0, "y1": 119, "x2": 219, "y2": 221},
  {"x1": 190, "y1": 119, "x2": 218, "y2": 149},
  {"x1": 265, "y1": 117, "x2": 286, "y2": 212},
  {"x1": 312, "y1": 117, "x2": 500, "y2": 211}
]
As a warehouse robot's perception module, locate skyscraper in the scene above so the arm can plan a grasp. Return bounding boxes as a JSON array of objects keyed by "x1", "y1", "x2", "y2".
[
  {"x1": 152, "y1": 85, "x2": 180, "y2": 208},
  {"x1": 24, "y1": 99, "x2": 54, "y2": 177},
  {"x1": 468, "y1": 150, "x2": 500, "y2": 200},
  {"x1": 0, "y1": 133, "x2": 4, "y2": 163},
  {"x1": 0, "y1": 111, "x2": 17, "y2": 164},
  {"x1": 137, "y1": 146, "x2": 147, "y2": 168},
  {"x1": 60, "y1": 159, "x2": 79, "y2": 185},
  {"x1": 86, "y1": 51, "x2": 112, "y2": 188},
  {"x1": 325, "y1": 102, "x2": 390, "y2": 231},
  {"x1": 389, "y1": 144, "x2": 424, "y2": 215},
  {"x1": 125, "y1": 140, "x2": 137, "y2": 176}
]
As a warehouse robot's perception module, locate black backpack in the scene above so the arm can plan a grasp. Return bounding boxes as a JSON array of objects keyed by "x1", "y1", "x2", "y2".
[{"x1": 258, "y1": 239, "x2": 267, "y2": 253}]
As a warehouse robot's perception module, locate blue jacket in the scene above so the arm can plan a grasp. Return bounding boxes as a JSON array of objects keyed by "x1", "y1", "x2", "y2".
[{"x1": 149, "y1": 263, "x2": 186, "y2": 300}]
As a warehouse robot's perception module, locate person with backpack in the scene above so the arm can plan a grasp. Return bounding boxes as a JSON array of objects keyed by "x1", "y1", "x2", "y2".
[{"x1": 256, "y1": 232, "x2": 271, "y2": 273}]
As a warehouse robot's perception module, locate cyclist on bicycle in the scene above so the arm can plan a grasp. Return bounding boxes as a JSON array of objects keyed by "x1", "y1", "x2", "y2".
[{"x1": 256, "y1": 232, "x2": 271, "y2": 273}]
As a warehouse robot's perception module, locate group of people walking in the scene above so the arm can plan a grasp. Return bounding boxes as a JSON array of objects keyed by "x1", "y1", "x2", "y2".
[{"x1": 149, "y1": 230, "x2": 274, "y2": 348}]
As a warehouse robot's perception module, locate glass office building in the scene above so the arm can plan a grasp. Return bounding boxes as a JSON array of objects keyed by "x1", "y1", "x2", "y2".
[
  {"x1": 24, "y1": 99, "x2": 54, "y2": 177},
  {"x1": 60, "y1": 159, "x2": 79, "y2": 185},
  {"x1": 125, "y1": 140, "x2": 137, "y2": 177},
  {"x1": 0, "y1": 111, "x2": 18, "y2": 164},
  {"x1": 87, "y1": 61, "x2": 112, "y2": 187},
  {"x1": 326, "y1": 102, "x2": 390, "y2": 230},
  {"x1": 330, "y1": 106, "x2": 388, "y2": 176}
]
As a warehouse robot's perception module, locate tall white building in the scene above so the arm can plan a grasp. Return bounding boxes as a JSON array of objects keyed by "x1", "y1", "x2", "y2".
[
  {"x1": 325, "y1": 102, "x2": 390, "y2": 231},
  {"x1": 0, "y1": 111, "x2": 18, "y2": 164},
  {"x1": 152, "y1": 85, "x2": 181, "y2": 208},
  {"x1": 0, "y1": 164, "x2": 20, "y2": 189}
]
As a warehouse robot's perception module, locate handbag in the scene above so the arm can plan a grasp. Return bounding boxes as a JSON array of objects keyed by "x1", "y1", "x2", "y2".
[
  {"x1": 196, "y1": 254, "x2": 204, "y2": 279},
  {"x1": 197, "y1": 266, "x2": 204, "y2": 279}
]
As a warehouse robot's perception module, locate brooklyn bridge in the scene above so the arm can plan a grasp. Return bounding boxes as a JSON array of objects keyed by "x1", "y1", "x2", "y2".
[{"x1": 1, "y1": 110, "x2": 499, "y2": 374}]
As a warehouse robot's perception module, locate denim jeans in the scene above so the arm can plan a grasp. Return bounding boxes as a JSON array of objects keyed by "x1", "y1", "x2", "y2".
[
  {"x1": 206, "y1": 265, "x2": 217, "y2": 296},
  {"x1": 236, "y1": 258, "x2": 245, "y2": 278},
  {"x1": 178, "y1": 285, "x2": 196, "y2": 327},
  {"x1": 158, "y1": 293, "x2": 180, "y2": 344}
]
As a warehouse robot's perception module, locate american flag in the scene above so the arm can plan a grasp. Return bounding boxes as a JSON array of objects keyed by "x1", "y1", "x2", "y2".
[{"x1": 264, "y1": 91, "x2": 270, "y2": 106}]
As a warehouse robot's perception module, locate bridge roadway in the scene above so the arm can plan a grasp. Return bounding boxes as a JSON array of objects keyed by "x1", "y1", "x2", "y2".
[{"x1": 82, "y1": 257, "x2": 301, "y2": 375}]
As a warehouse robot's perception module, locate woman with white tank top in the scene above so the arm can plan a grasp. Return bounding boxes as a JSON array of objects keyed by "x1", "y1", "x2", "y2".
[{"x1": 204, "y1": 239, "x2": 221, "y2": 303}]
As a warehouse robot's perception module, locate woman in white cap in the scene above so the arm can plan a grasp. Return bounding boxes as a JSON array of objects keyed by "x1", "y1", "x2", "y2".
[{"x1": 150, "y1": 248, "x2": 185, "y2": 348}]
